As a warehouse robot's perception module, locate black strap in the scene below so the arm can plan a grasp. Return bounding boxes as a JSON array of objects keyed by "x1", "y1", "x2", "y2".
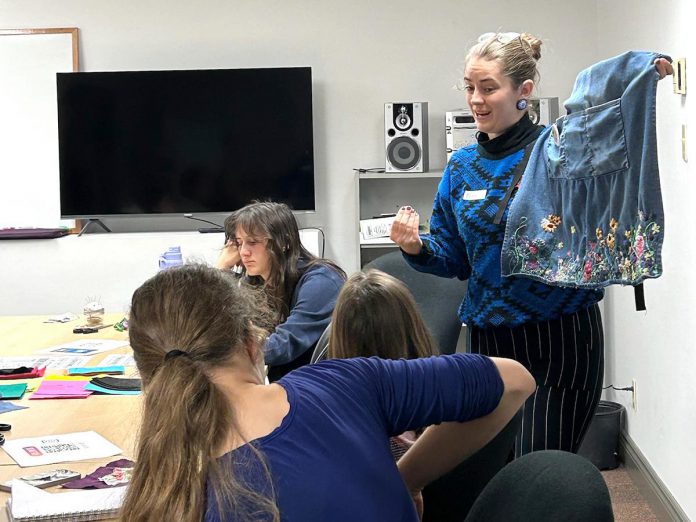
[
  {"x1": 493, "y1": 144, "x2": 535, "y2": 225},
  {"x1": 634, "y1": 283, "x2": 646, "y2": 311}
]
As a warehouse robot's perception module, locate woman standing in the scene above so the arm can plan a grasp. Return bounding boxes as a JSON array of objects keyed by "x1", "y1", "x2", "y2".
[
  {"x1": 217, "y1": 201, "x2": 345, "y2": 381},
  {"x1": 391, "y1": 32, "x2": 673, "y2": 456}
]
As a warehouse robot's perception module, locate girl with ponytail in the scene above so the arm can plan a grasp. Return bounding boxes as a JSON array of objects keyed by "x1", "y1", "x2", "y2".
[{"x1": 121, "y1": 264, "x2": 535, "y2": 521}]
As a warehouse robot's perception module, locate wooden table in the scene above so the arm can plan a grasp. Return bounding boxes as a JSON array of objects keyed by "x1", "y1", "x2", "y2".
[{"x1": 0, "y1": 314, "x2": 140, "y2": 520}]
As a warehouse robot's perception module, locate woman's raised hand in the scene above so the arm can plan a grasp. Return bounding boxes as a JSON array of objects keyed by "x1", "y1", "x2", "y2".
[
  {"x1": 654, "y1": 57, "x2": 673, "y2": 79},
  {"x1": 390, "y1": 206, "x2": 423, "y2": 256}
]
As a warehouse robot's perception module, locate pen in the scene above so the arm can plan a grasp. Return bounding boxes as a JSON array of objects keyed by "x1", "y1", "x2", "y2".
[{"x1": 73, "y1": 324, "x2": 114, "y2": 334}]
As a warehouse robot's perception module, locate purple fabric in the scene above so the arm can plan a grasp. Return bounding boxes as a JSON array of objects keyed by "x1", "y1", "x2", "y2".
[{"x1": 61, "y1": 458, "x2": 134, "y2": 489}]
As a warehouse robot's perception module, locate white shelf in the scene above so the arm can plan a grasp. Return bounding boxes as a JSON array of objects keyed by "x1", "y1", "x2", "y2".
[
  {"x1": 360, "y1": 237, "x2": 396, "y2": 248},
  {"x1": 358, "y1": 171, "x2": 443, "y2": 180}
]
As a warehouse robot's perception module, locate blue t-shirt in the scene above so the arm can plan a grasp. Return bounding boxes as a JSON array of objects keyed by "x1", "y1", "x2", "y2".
[{"x1": 205, "y1": 354, "x2": 503, "y2": 521}]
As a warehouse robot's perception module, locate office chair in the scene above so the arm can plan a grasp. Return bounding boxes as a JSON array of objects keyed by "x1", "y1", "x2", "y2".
[{"x1": 364, "y1": 250, "x2": 467, "y2": 355}]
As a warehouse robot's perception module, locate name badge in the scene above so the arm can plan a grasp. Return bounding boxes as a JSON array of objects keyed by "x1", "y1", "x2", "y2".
[{"x1": 463, "y1": 189, "x2": 487, "y2": 201}]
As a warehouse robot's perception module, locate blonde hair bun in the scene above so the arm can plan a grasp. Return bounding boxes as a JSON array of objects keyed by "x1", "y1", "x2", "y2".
[{"x1": 520, "y1": 32, "x2": 543, "y2": 61}]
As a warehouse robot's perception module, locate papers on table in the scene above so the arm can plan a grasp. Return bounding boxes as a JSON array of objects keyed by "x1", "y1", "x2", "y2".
[
  {"x1": 100, "y1": 353, "x2": 136, "y2": 367},
  {"x1": 1, "y1": 431, "x2": 122, "y2": 467},
  {"x1": 0, "y1": 356, "x2": 91, "y2": 371},
  {"x1": 37, "y1": 339, "x2": 129, "y2": 356}
]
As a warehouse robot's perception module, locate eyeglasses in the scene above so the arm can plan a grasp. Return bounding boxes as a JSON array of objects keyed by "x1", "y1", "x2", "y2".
[
  {"x1": 232, "y1": 237, "x2": 269, "y2": 250},
  {"x1": 478, "y1": 32, "x2": 521, "y2": 44}
]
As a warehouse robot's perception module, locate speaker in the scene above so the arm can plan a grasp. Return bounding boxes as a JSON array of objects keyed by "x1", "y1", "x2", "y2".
[{"x1": 385, "y1": 102, "x2": 428, "y2": 173}]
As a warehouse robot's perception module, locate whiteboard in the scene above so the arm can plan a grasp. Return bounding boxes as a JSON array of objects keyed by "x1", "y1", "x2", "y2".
[{"x1": 0, "y1": 29, "x2": 78, "y2": 228}]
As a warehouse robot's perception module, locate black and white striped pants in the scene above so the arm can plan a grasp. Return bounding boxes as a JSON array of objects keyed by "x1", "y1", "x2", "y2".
[{"x1": 467, "y1": 303, "x2": 604, "y2": 457}]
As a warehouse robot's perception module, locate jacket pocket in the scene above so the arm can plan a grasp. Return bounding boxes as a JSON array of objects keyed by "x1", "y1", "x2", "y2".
[{"x1": 546, "y1": 98, "x2": 629, "y2": 180}]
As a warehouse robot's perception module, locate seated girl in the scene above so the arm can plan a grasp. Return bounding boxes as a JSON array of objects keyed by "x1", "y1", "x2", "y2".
[
  {"x1": 217, "y1": 200, "x2": 345, "y2": 381},
  {"x1": 327, "y1": 269, "x2": 525, "y2": 521},
  {"x1": 120, "y1": 264, "x2": 535, "y2": 521}
]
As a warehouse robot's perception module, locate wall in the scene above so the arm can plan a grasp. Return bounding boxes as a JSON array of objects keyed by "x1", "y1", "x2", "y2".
[
  {"x1": 1, "y1": 0, "x2": 598, "y2": 275},
  {"x1": 0, "y1": 229, "x2": 321, "y2": 315},
  {"x1": 595, "y1": 0, "x2": 695, "y2": 518}
]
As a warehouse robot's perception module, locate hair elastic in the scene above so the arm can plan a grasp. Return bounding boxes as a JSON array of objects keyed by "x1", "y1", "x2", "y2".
[{"x1": 164, "y1": 349, "x2": 190, "y2": 361}]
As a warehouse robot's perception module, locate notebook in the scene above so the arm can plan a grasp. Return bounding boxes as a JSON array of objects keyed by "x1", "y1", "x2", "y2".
[{"x1": 6, "y1": 479, "x2": 126, "y2": 521}]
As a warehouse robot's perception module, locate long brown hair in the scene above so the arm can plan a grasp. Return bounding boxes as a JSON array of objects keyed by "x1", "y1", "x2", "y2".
[
  {"x1": 224, "y1": 201, "x2": 345, "y2": 322},
  {"x1": 120, "y1": 264, "x2": 279, "y2": 522},
  {"x1": 328, "y1": 269, "x2": 437, "y2": 360}
]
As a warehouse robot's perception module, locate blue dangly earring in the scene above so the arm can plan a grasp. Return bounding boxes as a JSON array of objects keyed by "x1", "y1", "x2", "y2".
[{"x1": 516, "y1": 99, "x2": 528, "y2": 110}]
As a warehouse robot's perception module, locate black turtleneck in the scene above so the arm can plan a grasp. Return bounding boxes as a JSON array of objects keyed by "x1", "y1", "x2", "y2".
[{"x1": 476, "y1": 114, "x2": 543, "y2": 160}]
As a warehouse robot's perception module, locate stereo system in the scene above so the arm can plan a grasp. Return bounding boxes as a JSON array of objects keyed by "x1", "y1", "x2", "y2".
[
  {"x1": 385, "y1": 102, "x2": 428, "y2": 173},
  {"x1": 445, "y1": 108, "x2": 477, "y2": 162}
]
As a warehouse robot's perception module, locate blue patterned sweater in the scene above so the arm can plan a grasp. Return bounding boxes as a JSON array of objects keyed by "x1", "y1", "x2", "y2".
[{"x1": 404, "y1": 117, "x2": 603, "y2": 328}]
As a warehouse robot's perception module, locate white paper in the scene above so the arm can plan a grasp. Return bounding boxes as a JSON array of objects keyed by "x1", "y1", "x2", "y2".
[
  {"x1": 0, "y1": 355, "x2": 92, "y2": 370},
  {"x1": 1, "y1": 431, "x2": 122, "y2": 467},
  {"x1": 37, "y1": 339, "x2": 129, "y2": 356},
  {"x1": 9, "y1": 479, "x2": 126, "y2": 518},
  {"x1": 100, "y1": 353, "x2": 136, "y2": 367}
]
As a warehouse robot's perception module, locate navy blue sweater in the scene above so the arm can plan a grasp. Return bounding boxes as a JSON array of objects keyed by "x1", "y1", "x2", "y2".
[{"x1": 205, "y1": 354, "x2": 504, "y2": 521}]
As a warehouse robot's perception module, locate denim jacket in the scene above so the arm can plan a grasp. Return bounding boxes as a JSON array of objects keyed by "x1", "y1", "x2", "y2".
[{"x1": 501, "y1": 51, "x2": 669, "y2": 288}]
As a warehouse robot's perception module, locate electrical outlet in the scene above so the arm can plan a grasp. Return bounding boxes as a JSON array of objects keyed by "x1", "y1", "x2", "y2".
[{"x1": 632, "y1": 378, "x2": 638, "y2": 411}]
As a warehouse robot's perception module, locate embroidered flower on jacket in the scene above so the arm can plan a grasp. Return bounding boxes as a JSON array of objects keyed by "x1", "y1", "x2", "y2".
[
  {"x1": 509, "y1": 210, "x2": 662, "y2": 286},
  {"x1": 635, "y1": 235, "x2": 645, "y2": 258},
  {"x1": 541, "y1": 214, "x2": 561, "y2": 233}
]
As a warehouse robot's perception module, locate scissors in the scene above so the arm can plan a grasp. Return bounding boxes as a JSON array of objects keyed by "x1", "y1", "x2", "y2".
[{"x1": 0, "y1": 423, "x2": 10, "y2": 446}]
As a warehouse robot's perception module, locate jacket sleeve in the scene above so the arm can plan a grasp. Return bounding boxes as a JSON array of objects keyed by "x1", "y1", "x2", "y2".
[
  {"x1": 403, "y1": 162, "x2": 471, "y2": 280},
  {"x1": 263, "y1": 267, "x2": 344, "y2": 366}
]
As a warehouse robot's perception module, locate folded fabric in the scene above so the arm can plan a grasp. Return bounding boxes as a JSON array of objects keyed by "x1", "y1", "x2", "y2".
[
  {"x1": 67, "y1": 366, "x2": 125, "y2": 377},
  {"x1": 30, "y1": 380, "x2": 92, "y2": 399},
  {"x1": 61, "y1": 459, "x2": 135, "y2": 489},
  {"x1": 89, "y1": 376, "x2": 141, "y2": 392},
  {"x1": 0, "y1": 383, "x2": 27, "y2": 400},
  {"x1": 0, "y1": 367, "x2": 45, "y2": 380}
]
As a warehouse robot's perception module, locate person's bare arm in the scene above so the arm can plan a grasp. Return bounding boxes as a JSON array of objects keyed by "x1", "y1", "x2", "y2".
[{"x1": 397, "y1": 357, "x2": 535, "y2": 493}]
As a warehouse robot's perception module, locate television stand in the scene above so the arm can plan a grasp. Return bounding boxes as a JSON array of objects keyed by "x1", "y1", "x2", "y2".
[{"x1": 77, "y1": 218, "x2": 112, "y2": 237}]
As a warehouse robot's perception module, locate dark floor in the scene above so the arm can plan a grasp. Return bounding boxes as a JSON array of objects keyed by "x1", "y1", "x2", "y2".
[{"x1": 602, "y1": 466, "x2": 660, "y2": 521}]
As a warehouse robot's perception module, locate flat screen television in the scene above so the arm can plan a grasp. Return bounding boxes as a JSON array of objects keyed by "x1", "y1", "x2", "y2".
[{"x1": 56, "y1": 67, "x2": 315, "y2": 217}]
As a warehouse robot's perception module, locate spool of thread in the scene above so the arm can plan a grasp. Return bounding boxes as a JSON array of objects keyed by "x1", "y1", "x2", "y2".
[{"x1": 84, "y1": 302, "x2": 105, "y2": 326}]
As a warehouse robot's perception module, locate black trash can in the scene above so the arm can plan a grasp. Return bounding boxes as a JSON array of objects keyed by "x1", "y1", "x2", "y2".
[{"x1": 577, "y1": 400, "x2": 625, "y2": 470}]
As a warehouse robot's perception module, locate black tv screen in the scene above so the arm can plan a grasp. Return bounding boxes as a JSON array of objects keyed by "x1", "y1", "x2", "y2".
[{"x1": 57, "y1": 67, "x2": 315, "y2": 217}]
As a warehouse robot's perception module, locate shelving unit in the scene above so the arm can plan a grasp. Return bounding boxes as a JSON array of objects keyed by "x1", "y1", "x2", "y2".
[{"x1": 356, "y1": 169, "x2": 443, "y2": 267}]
